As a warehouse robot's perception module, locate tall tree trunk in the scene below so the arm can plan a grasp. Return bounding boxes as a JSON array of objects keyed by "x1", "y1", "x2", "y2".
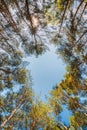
[{"x1": 0, "y1": 0, "x2": 18, "y2": 31}]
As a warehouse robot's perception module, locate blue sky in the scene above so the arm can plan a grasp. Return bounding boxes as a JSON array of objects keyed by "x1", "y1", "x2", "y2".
[{"x1": 29, "y1": 44, "x2": 66, "y2": 100}]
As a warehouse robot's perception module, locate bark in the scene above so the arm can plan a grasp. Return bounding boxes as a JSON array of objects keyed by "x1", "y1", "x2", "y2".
[
  {"x1": 13, "y1": 0, "x2": 30, "y2": 29},
  {"x1": 25, "y1": 0, "x2": 36, "y2": 35},
  {"x1": 0, "y1": 0, "x2": 18, "y2": 31},
  {"x1": 25, "y1": 0, "x2": 33, "y2": 26},
  {"x1": 30, "y1": 120, "x2": 36, "y2": 130},
  {"x1": 0, "y1": 0, "x2": 31, "y2": 34}
]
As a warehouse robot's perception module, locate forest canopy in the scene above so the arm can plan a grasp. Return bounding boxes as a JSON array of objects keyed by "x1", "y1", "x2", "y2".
[{"x1": 0, "y1": 0, "x2": 87, "y2": 130}]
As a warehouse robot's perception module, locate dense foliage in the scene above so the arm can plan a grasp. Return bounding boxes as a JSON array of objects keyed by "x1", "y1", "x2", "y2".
[{"x1": 0, "y1": 0, "x2": 87, "y2": 130}]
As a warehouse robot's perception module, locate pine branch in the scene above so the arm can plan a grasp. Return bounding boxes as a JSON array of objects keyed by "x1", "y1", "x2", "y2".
[
  {"x1": 0, "y1": 32, "x2": 15, "y2": 53},
  {"x1": 62, "y1": 91, "x2": 87, "y2": 111}
]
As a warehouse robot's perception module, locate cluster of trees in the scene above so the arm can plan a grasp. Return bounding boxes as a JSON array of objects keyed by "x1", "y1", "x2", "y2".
[
  {"x1": 49, "y1": 0, "x2": 87, "y2": 129},
  {"x1": 0, "y1": 0, "x2": 87, "y2": 130}
]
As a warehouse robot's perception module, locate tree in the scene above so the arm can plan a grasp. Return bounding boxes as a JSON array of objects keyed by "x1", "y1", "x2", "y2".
[
  {"x1": 50, "y1": 2, "x2": 87, "y2": 129},
  {"x1": 0, "y1": 0, "x2": 87, "y2": 129},
  {"x1": 26, "y1": 100, "x2": 56, "y2": 130},
  {"x1": 0, "y1": 84, "x2": 33, "y2": 129}
]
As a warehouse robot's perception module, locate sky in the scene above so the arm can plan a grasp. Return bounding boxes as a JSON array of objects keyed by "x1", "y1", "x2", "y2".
[{"x1": 29, "y1": 44, "x2": 66, "y2": 101}]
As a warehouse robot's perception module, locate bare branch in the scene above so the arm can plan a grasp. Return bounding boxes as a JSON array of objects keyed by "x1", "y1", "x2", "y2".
[
  {"x1": 78, "y1": 3, "x2": 87, "y2": 24},
  {"x1": 75, "y1": 30, "x2": 87, "y2": 43},
  {"x1": 0, "y1": 105, "x2": 19, "y2": 129},
  {"x1": 72, "y1": 0, "x2": 84, "y2": 22}
]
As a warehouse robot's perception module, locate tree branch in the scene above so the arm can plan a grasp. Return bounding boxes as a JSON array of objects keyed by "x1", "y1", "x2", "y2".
[
  {"x1": 0, "y1": 106, "x2": 19, "y2": 129},
  {"x1": 75, "y1": 30, "x2": 87, "y2": 43},
  {"x1": 0, "y1": 100, "x2": 25, "y2": 129},
  {"x1": 78, "y1": 3, "x2": 87, "y2": 24},
  {"x1": 59, "y1": 0, "x2": 69, "y2": 34},
  {"x1": 72, "y1": 0, "x2": 84, "y2": 22}
]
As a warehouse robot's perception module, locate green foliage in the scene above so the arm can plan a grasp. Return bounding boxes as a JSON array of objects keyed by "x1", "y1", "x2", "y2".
[
  {"x1": 68, "y1": 97, "x2": 80, "y2": 112},
  {"x1": 17, "y1": 68, "x2": 27, "y2": 84},
  {"x1": 4, "y1": 126, "x2": 13, "y2": 130},
  {"x1": 28, "y1": 101, "x2": 56, "y2": 129},
  {"x1": 44, "y1": 1, "x2": 60, "y2": 25},
  {"x1": 28, "y1": 43, "x2": 47, "y2": 56},
  {"x1": 49, "y1": 1, "x2": 87, "y2": 129},
  {"x1": 0, "y1": 0, "x2": 87, "y2": 129}
]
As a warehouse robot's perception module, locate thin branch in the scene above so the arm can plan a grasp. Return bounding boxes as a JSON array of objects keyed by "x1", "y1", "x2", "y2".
[
  {"x1": 0, "y1": 68, "x2": 11, "y2": 74},
  {"x1": 75, "y1": 30, "x2": 87, "y2": 43},
  {"x1": 0, "y1": 100, "x2": 25, "y2": 129},
  {"x1": 57, "y1": 122, "x2": 68, "y2": 130},
  {"x1": 0, "y1": 105, "x2": 19, "y2": 129},
  {"x1": 78, "y1": 3, "x2": 87, "y2": 24},
  {"x1": 78, "y1": 103, "x2": 87, "y2": 111},
  {"x1": 59, "y1": 0, "x2": 69, "y2": 34},
  {"x1": 62, "y1": 91, "x2": 87, "y2": 111},
  {"x1": 72, "y1": 0, "x2": 84, "y2": 22},
  {"x1": 0, "y1": 32, "x2": 15, "y2": 53}
]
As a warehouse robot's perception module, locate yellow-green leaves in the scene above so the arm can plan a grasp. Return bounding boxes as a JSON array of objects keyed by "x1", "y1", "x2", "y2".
[
  {"x1": 27, "y1": 100, "x2": 56, "y2": 129},
  {"x1": 70, "y1": 112, "x2": 87, "y2": 128},
  {"x1": 57, "y1": 0, "x2": 65, "y2": 12},
  {"x1": 68, "y1": 97, "x2": 80, "y2": 111},
  {"x1": 85, "y1": 0, "x2": 87, "y2": 3}
]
